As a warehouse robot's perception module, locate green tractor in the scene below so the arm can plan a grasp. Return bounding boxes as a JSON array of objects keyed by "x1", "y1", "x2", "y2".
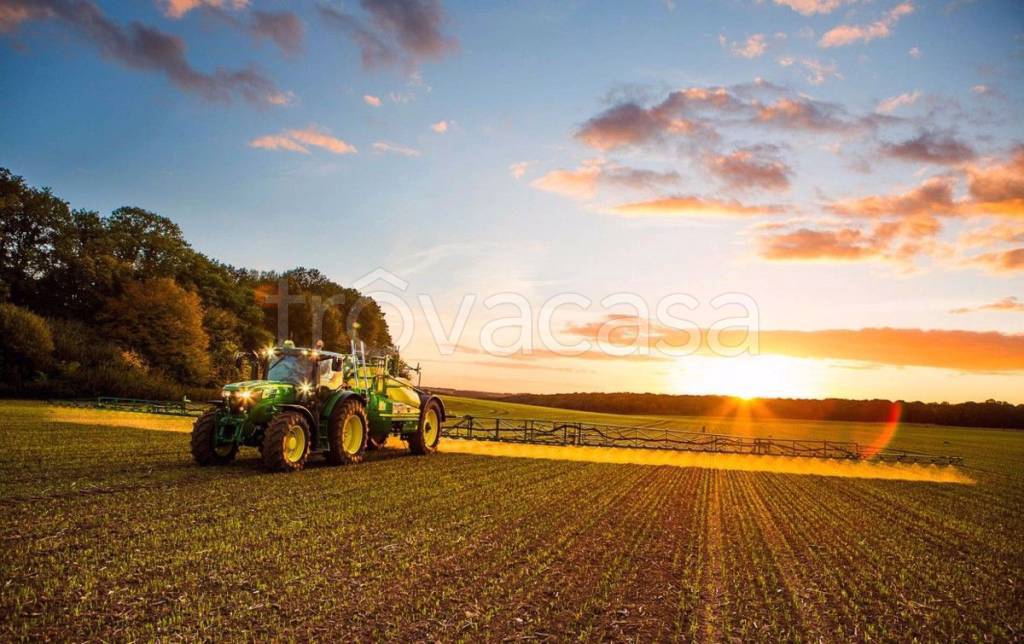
[{"x1": 190, "y1": 340, "x2": 446, "y2": 472}]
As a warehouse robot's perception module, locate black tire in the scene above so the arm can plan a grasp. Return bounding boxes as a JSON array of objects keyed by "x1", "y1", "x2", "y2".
[
  {"x1": 409, "y1": 398, "x2": 443, "y2": 455},
  {"x1": 262, "y1": 411, "x2": 310, "y2": 472},
  {"x1": 191, "y1": 408, "x2": 237, "y2": 466},
  {"x1": 326, "y1": 399, "x2": 368, "y2": 465}
]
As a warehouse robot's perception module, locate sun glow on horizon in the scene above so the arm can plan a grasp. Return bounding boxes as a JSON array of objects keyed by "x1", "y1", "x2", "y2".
[{"x1": 670, "y1": 354, "x2": 821, "y2": 400}]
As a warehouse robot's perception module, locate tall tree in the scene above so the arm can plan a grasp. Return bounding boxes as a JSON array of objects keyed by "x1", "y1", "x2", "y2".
[{"x1": 100, "y1": 278, "x2": 211, "y2": 384}]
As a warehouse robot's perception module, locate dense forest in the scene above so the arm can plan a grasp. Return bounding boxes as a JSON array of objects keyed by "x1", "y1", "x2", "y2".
[
  {"x1": 463, "y1": 392, "x2": 1024, "y2": 430},
  {"x1": 0, "y1": 168, "x2": 393, "y2": 400}
]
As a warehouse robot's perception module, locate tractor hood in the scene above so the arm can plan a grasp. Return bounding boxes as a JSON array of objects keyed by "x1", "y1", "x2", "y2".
[{"x1": 221, "y1": 380, "x2": 296, "y2": 405}]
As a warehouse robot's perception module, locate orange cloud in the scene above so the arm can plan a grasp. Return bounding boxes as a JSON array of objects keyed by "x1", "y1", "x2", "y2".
[
  {"x1": 828, "y1": 176, "x2": 957, "y2": 217},
  {"x1": 706, "y1": 146, "x2": 791, "y2": 191},
  {"x1": 819, "y1": 2, "x2": 914, "y2": 48},
  {"x1": 610, "y1": 196, "x2": 783, "y2": 217},
  {"x1": 759, "y1": 227, "x2": 880, "y2": 261},
  {"x1": 563, "y1": 316, "x2": 1024, "y2": 372},
  {"x1": 250, "y1": 126, "x2": 357, "y2": 155},
  {"x1": 756, "y1": 327, "x2": 1024, "y2": 371},
  {"x1": 160, "y1": 0, "x2": 248, "y2": 19},
  {"x1": 950, "y1": 296, "x2": 1024, "y2": 314},
  {"x1": 965, "y1": 147, "x2": 1024, "y2": 214},
  {"x1": 285, "y1": 126, "x2": 357, "y2": 155},
  {"x1": 363, "y1": 94, "x2": 382, "y2": 107},
  {"x1": 531, "y1": 161, "x2": 680, "y2": 200},
  {"x1": 967, "y1": 248, "x2": 1024, "y2": 273},
  {"x1": 249, "y1": 134, "x2": 309, "y2": 153}
]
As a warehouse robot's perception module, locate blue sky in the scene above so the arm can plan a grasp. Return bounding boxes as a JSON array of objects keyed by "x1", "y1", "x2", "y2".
[{"x1": 2, "y1": 0, "x2": 1023, "y2": 402}]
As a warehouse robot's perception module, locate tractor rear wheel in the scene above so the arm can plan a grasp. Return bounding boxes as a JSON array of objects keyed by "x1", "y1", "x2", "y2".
[
  {"x1": 409, "y1": 399, "x2": 442, "y2": 455},
  {"x1": 191, "y1": 409, "x2": 237, "y2": 466},
  {"x1": 327, "y1": 399, "x2": 368, "y2": 465},
  {"x1": 262, "y1": 411, "x2": 310, "y2": 472}
]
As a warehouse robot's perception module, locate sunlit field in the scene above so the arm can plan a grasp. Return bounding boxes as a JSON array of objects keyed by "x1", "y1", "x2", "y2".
[{"x1": 2, "y1": 399, "x2": 1022, "y2": 640}]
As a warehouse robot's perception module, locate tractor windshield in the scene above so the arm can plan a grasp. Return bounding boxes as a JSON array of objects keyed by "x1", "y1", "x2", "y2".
[{"x1": 266, "y1": 354, "x2": 315, "y2": 384}]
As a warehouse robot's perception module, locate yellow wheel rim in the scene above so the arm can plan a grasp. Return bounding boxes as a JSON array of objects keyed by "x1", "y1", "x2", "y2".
[
  {"x1": 283, "y1": 424, "x2": 306, "y2": 463},
  {"x1": 423, "y1": 408, "x2": 439, "y2": 446},
  {"x1": 342, "y1": 414, "x2": 364, "y2": 455}
]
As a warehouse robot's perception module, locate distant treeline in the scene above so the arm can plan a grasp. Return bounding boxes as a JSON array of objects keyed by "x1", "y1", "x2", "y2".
[
  {"x1": 465, "y1": 392, "x2": 1024, "y2": 430},
  {"x1": 0, "y1": 167, "x2": 393, "y2": 400}
]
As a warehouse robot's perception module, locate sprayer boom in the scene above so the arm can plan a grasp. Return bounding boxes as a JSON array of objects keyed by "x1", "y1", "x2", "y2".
[{"x1": 441, "y1": 416, "x2": 962, "y2": 466}]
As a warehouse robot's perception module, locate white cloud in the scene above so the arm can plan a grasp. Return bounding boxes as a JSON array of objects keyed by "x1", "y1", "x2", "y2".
[
  {"x1": 774, "y1": 0, "x2": 849, "y2": 16},
  {"x1": 876, "y1": 90, "x2": 921, "y2": 113},
  {"x1": 723, "y1": 33, "x2": 768, "y2": 58},
  {"x1": 431, "y1": 120, "x2": 450, "y2": 133},
  {"x1": 363, "y1": 94, "x2": 382, "y2": 107},
  {"x1": 819, "y1": 2, "x2": 915, "y2": 48},
  {"x1": 372, "y1": 141, "x2": 421, "y2": 157},
  {"x1": 509, "y1": 161, "x2": 533, "y2": 179}
]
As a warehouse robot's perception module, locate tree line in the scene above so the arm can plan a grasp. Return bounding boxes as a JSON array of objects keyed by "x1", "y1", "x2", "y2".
[
  {"x1": 0, "y1": 167, "x2": 393, "y2": 400},
  {"x1": 474, "y1": 392, "x2": 1024, "y2": 430}
]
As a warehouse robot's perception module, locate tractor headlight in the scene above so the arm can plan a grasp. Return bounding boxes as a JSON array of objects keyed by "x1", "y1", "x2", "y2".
[{"x1": 226, "y1": 389, "x2": 262, "y2": 413}]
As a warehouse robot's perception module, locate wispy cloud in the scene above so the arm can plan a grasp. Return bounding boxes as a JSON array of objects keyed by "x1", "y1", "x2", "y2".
[
  {"x1": 509, "y1": 161, "x2": 533, "y2": 180},
  {"x1": 881, "y1": 131, "x2": 976, "y2": 165},
  {"x1": 0, "y1": 0, "x2": 290, "y2": 105},
  {"x1": 247, "y1": 10, "x2": 304, "y2": 55},
  {"x1": 950, "y1": 296, "x2": 1024, "y2": 314},
  {"x1": 431, "y1": 120, "x2": 450, "y2": 133},
  {"x1": 720, "y1": 33, "x2": 767, "y2": 59},
  {"x1": 318, "y1": 0, "x2": 457, "y2": 74},
  {"x1": 773, "y1": 0, "x2": 850, "y2": 16},
  {"x1": 250, "y1": 125, "x2": 357, "y2": 155},
  {"x1": 819, "y1": 2, "x2": 914, "y2": 48},
  {"x1": 372, "y1": 140, "x2": 420, "y2": 156},
  {"x1": 159, "y1": 0, "x2": 248, "y2": 19},
  {"x1": 966, "y1": 248, "x2": 1024, "y2": 274},
  {"x1": 876, "y1": 90, "x2": 921, "y2": 113},
  {"x1": 574, "y1": 82, "x2": 888, "y2": 153},
  {"x1": 531, "y1": 159, "x2": 680, "y2": 200},
  {"x1": 363, "y1": 94, "x2": 382, "y2": 106},
  {"x1": 609, "y1": 196, "x2": 783, "y2": 218},
  {"x1": 563, "y1": 315, "x2": 1024, "y2": 372}
]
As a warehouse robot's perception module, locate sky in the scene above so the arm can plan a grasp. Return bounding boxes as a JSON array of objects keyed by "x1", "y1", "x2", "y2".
[{"x1": 1, "y1": 0, "x2": 1022, "y2": 403}]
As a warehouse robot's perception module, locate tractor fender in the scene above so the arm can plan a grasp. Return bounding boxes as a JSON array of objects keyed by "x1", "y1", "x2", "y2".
[
  {"x1": 417, "y1": 394, "x2": 446, "y2": 422},
  {"x1": 276, "y1": 404, "x2": 318, "y2": 436},
  {"x1": 321, "y1": 391, "x2": 367, "y2": 422}
]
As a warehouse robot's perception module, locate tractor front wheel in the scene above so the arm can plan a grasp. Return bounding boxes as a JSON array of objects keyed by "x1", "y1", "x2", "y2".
[
  {"x1": 262, "y1": 411, "x2": 310, "y2": 472},
  {"x1": 191, "y1": 409, "x2": 237, "y2": 466},
  {"x1": 327, "y1": 399, "x2": 368, "y2": 465},
  {"x1": 409, "y1": 399, "x2": 442, "y2": 455}
]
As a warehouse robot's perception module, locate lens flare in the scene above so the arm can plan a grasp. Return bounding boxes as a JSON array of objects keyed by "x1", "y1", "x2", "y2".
[
  {"x1": 440, "y1": 439, "x2": 973, "y2": 484},
  {"x1": 858, "y1": 401, "x2": 902, "y2": 459}
]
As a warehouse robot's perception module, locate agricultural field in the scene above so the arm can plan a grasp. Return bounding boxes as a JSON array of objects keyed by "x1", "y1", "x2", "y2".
[{"x1": 1, "y1": 398, "x2": 1022, "y2": 641}]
